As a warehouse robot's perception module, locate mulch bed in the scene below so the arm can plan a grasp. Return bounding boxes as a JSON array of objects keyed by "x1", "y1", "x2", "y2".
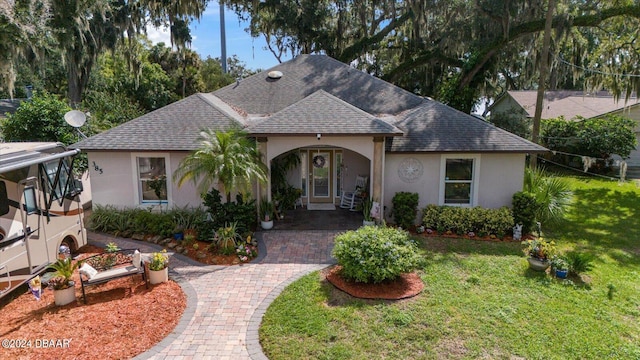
[
  {"x1": 0, "y1": 245, "x2": 186, "y2": 360},
  {"x1": 325, "y1": 266, "x2": 424, "y2": 300}
]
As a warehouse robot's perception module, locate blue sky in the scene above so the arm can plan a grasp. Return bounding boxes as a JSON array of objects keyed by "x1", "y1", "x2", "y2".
[{"x1": 146, "y1": 2, "x2": 289, "y2": 72}]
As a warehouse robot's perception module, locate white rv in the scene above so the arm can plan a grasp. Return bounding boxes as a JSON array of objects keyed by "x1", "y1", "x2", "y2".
[{"x1": 0, "y1": 142, "x2": 87, "y2": 298}]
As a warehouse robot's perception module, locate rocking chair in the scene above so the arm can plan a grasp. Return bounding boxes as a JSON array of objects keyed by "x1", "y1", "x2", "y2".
[{"x1": 339, "y1": 175, "x2": 368, "y2": 211}]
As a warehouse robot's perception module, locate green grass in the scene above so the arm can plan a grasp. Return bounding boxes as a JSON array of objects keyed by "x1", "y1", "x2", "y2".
[{"x1": 260, "y1": 176, "x2": 640, "y2": 359}]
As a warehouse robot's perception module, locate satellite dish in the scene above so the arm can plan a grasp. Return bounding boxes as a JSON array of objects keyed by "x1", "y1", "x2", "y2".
[
  {"x1": 267, "y1": 70, "x2": 283, "y2": 79},
  {"x1": 64, "y1": 110, "x2": 86, "y2": 128}
]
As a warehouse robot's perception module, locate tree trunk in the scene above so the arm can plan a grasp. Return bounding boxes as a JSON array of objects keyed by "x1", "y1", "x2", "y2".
[{"x1": 531, "y1": 0, "x2": 555, "y2": 169}]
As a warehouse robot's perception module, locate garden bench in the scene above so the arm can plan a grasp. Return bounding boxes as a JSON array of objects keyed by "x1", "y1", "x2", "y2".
[{"x1": 78, "y1": 248, "x2": 147, "y2": 304}]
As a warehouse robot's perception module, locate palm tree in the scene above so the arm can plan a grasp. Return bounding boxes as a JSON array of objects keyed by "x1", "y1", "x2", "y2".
[
  {"x1": 173, "y1": 128, "x2": 268, "y2": 203},
  {"x1": 523, "y1": 166, "x2": 572, "y2": 225}
]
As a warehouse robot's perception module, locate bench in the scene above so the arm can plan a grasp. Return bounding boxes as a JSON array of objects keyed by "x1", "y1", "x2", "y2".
[{"x1": 78, "y1": 248, "x2": 148, "y2": 303}]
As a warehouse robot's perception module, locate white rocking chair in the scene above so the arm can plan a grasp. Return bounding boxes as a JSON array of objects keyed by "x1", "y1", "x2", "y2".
[{"x1": 339, "y1": 175, "x2": 368, "y2": 211}]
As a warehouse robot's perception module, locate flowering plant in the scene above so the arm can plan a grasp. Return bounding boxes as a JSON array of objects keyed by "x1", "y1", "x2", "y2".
[
  {"x1": 522, "y1": 238, "x2": 556, "y2": 261},
  {"x1": 236, "y1": 244, "x2": 258, "y2": 262},
  {"x1": 148, "y1": 249, "x2": 169, "y2": 271}
]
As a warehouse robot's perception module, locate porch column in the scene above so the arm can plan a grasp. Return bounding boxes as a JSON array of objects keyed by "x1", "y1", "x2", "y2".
[
  {"x1": 372, "y1": 136, "x2": 384, "y2": 205},
  {"x1": 257, "y1": 137, "x2": 269, "y2": 201}
]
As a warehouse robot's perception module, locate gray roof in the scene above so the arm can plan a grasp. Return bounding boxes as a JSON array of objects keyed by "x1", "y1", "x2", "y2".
[
  {"x1": 493, "y1": 90, "x2": 640, "y2": 120},
  {"x1": 74, "y1": 54, "x2": 544, "y2": 154},
  {"x1": 247, "y1": 90, "x2": 403, "y2": 136},
  {"x1": 214, "y1": 55, "x2": 424, "y2": 116},
  {"x1": 388, "y1": 101, "x2": 548, "y2": 153},
  {"x1": 0, "y1": 99, "x2": 23, "y2": 118},
  {"x1": 73, "y1": 93, "x2": 241, "y2": 151}
]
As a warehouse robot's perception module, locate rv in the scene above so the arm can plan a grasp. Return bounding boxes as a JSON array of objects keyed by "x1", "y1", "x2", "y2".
[{"x1": 0, "y1": 142, "x2": 87, "y2": 299}]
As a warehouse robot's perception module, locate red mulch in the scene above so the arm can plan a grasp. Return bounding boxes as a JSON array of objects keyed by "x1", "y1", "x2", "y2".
[
  {"x1": 180, "y1": 239, "x2": 242, "y2": 265},
  {"x1": 325, "y1": 266, "x2": 424, "y2": 300},
  {"x1": 0, "y1": 245, "x2": 186, "y2": 360}
]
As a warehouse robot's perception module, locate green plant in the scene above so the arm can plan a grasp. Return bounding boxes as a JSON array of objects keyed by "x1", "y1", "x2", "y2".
[
  {"x1": 550, "y1": 255, "x2": 569, "y2": 271},
  {"x1": 148, "y1": 250, "x2": 169, "y2": 271},
  {"x1": 192, "y1": 243, "x2": 199, "y2": 251},
  {"x1": 421, "y1": 205, "x2": 513, "y2": 238},
  {"x1": 522, "y1": 238, "x2": 556, "y2": 261},
  {"x1": 332, "y1": 226, "x2": 422, "y2": 284},
  {"x1": 202, "y1": 189, "x2": 257, "y2": 236},
  {"x1": 183, "y1": 234, "x2": 196, "y2": 247},
  {"x1": 392, "y1": 192, "x2": 419, "y2": 229},
  {"x1": 47, "y1": 258, "x2": 79, "y2": 290},
  {"x1": 236, "y1": 243, "x2": 258, "y2": 262},
  {"x1": 607, "y1": 284, "x2": 616, "y2": 300},
  {"x1": 216, "y1": 222, "x2": 240, "y2": 251},
  {"x1": 360, "y1": 197, "x2": 374, "y2": 221},
  {"x1": 512, "y1": 191, "x2": 540, "y2": 234},
  {"x1": 105, "y1": 242, "x2": 120, "y2": 253},
  {"x1": 564, "y1": 251, "x2": 595, "y2": 275},
  {"x1": 259, "y1": 197, "x2": 275, "y2": 221},
  {"x1": 523, "y1": 167, "x2": 572, "y2": 225}
]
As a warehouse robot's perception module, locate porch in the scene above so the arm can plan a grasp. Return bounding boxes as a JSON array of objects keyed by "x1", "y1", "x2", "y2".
[{"x1": 268, "y1": 207, "x2": 364, "y2": 231}]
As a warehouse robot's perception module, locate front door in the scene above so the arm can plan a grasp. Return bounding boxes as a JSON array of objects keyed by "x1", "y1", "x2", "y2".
[{"x1": 308, "y1": 150, "x2": 332, "y2": 203}]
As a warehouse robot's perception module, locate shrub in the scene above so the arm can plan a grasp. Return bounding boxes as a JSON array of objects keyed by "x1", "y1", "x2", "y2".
[
  {"x1": 392, "y1": 192, "x2": 419, "y2": 229},
  {"x1": 202, "y1": 189, "x2": 257, "y2": 236},
  {"x1": 422, "y1": 205, "x2": 513, "y2": 238},
  {"x1": 564, "y1": 251, "x2": 595, "y2": 275},
  {"x1": 332, "y1": 226, "x2": 422, "y2": 284},
  {"x1": 512, "y1": 191, "x2": 539, "y2": 234},
  {"x1": 523, "y1": 167, "x2": 572, "y2": 225}
]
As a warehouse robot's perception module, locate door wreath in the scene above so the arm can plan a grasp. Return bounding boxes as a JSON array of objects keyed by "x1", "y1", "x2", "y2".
[{"x1": 312, "y1": 155, "x2": 326, "y2": 168}]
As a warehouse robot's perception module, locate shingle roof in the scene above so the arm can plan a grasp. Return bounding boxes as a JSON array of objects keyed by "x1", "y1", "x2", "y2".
[
  {"x1": 498, "y1": 90, "x2": 640, "y2": 119},
  {"x1": 247, "y1": 90, "x2": 403, "y2": 136},
  {"x1": 213, "y1": 55, "x2": 424, "y2": 116},
  {"x1": 74, "y1": 54, "x2": 545, "y2": 154},
  {"x1": 72, "y1": 94, "x2": 242, "y2": 151},
  {"x1": 388, "y1": 100, "x2": 547, "y2": 153}
]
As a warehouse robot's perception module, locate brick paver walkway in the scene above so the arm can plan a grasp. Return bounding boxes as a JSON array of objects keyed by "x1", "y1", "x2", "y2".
[{"x1": 89, "y1": 230, "x2": 339, "y2": 360}]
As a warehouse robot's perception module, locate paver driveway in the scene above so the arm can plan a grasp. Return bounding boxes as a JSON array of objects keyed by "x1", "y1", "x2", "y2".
[{"x1": 89, "y1": 230, "x2": 340, "y2": 360}]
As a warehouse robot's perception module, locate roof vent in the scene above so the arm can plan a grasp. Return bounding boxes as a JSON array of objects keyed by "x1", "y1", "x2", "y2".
[{"x1": 267, "y1": 70, "x2": 283, "y2": 79}]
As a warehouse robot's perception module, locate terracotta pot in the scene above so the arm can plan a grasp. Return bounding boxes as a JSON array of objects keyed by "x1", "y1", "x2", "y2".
[
  {"x1": 149, "y1": 267, "x2": 169, "y2": 284},
  {"x1": 527, "y1": 257, "x2": 550, "y2": 271},
  {"x1": 54, "y1": 285, "x2": 76, "y2": 306}
]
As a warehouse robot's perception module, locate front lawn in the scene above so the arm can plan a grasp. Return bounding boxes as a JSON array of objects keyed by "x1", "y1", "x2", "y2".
[{"x1": 259, "y1": 176, "x2": 640, "y2": 359}]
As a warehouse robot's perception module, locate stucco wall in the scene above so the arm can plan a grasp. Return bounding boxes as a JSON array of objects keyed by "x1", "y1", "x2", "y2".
[
  {"x1": 384, "y1": 153, "x2": 525, "y2": 223},
  {"x1": 88, "y1": 151, "x2": 203, "y2": 209}
]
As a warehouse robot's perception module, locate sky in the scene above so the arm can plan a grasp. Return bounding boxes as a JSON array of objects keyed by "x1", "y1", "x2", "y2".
[{"x1": 146, "y1": 1, "x2": 289, "y2": 72}]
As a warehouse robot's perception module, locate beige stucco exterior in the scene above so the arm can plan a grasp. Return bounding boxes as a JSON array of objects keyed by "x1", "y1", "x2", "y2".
[
  {"x1": 88, "y1": 151, "x2": 202, "y2": 209},
  {"x1": 87, "y1": 144, "x2": 526, "y2": 225}
]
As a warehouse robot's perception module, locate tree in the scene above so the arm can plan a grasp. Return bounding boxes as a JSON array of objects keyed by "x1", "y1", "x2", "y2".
[
  {"x1": 173, "y1": 128, "x2": 268, "y2": 203},
  {"x1": 0, "y1": 92, "x2": 74, "y2": 144},
  {"x1": 225, "y1": 1, "x2": 640, "y2": 112}
]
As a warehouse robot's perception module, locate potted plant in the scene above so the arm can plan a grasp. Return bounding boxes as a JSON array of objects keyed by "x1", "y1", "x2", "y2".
[
  {"x1": 522, "y1": 237, "x2": 556, "y2": 271},
  {"x1": 361, "y1": 197, "x2": 375, "y2": 226},
  {"x1": 551, "y1": 255, "x2": 569, "y2": 279},
  {"x1": 147, "y1": 250, "x2": 169, "y2": 284},
  {"x1": 259, "y1": 197, "x2": 275, "y2": 230},
  {"x1": 47, "y1": 258, "x2": 79, "y2": 305}
]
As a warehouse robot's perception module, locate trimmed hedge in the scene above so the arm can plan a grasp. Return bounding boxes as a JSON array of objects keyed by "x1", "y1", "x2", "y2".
[
  {"x1": 392, "y1": 192, "x2": 419, "y2": 229},
  {"x1": 422, "y1": 205, "x2": 513, "y2": 238},
  {"x1": 332, "y1": 226, "x2": 422, "y2": 284}
]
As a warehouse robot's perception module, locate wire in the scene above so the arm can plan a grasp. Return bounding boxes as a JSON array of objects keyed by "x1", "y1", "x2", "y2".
[
  {"x1": 556, "y1": 54, "x2": 640, "y2": 78},
  {"x1": 538, "y1": 157, "x2": 621, "y2": 181}
]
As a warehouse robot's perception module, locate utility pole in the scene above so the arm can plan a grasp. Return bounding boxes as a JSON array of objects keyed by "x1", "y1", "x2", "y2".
[
  {"x1": 220, "y1": 1, "x2": 227, "y2": 73},
  {"x1": 531, "y1": 0, "x2": 555, "y2": 168}
]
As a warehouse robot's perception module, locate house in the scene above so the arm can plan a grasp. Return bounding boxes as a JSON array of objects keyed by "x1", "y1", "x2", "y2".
[
  {"x1": 73, "y1": 55, "x2": 545, "y2": 223},
  {"x1": 0, "y1": 99, "x2": 22, "y2": 119},
  {"x1": 489, "y1": 90, "x2": 640, "y2": 166}
]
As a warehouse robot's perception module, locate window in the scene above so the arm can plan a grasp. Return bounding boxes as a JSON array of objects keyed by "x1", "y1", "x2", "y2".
[
  {"x1": 440, "y1": 155, "x2": 479, "y2": 206},
  {"x1": 136, "y1": 157, "x2": 168, "y2": 203},
  {"x1": 41, "y1": 159, "x2": 72, "y2": 203}
]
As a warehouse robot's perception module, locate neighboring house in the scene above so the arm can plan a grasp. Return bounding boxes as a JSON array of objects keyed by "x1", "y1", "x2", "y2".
[
  {"x1": 73, "y1": 55, "x2": 545, "y2": 223},
  {"x1": 489, "y1": 90, "x2": 640, "y2": 166},
  {"x1": 0, "y1": 99, "x2": 22, "y2": 120}
]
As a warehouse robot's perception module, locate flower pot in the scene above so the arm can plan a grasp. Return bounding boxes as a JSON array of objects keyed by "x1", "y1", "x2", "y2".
[
  {"x1": 555, "y1": 268, "x2": 568, "y2": 279},
  {"x1": 362, "y1": 220, "x2": 375, "y2": 226},
  {"x1": 173, "y1": 232, "x2": 184, "y2": 241},
  {"x1": 261, "y1": 220, "x2": 274, "y2": 230},
  {"x1": 149, "y1": 267, "x2": 169, "y2": 284},
  {"x1": 527, "y1": 257, "x2": 550, "y2": 271},
  {"x1": 53, "y1": 285, "x2": 76, "y2": 306}
]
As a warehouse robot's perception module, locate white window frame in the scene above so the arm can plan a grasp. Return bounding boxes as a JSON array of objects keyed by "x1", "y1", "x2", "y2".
[
  {"x1": 439, "y1": 154, "x2": 480, "y2": 207},
  {"x1": 131, "y1": 153, "x2": 172, "y2": 207}
]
